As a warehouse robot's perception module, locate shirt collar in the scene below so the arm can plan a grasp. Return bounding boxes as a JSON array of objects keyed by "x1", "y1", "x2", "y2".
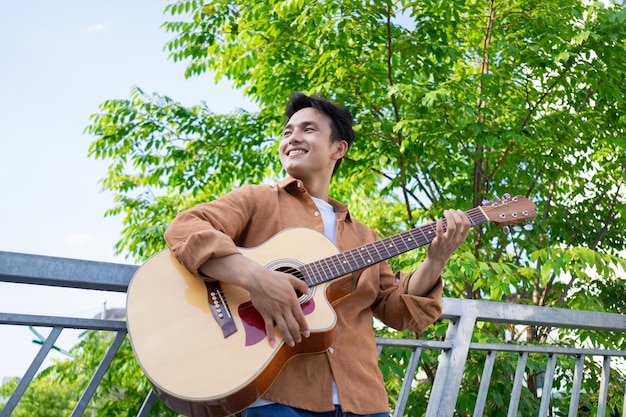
[{"x1": 277, "y1": 177, "x2": 352, "y2": 222}]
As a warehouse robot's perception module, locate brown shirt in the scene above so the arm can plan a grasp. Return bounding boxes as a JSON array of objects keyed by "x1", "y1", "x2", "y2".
[{"x1": 164, "y1": 177, "x2": 442, "y2": 414}]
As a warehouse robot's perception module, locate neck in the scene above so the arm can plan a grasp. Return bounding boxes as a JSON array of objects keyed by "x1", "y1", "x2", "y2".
[{"x1": 296, "y1": 176, "x2": 330, "y2": 201}]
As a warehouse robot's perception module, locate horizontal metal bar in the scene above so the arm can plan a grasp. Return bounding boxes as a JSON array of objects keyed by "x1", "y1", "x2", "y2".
[
  {"x1": 0, "y1": 312, "x2": 127, "y2": 331},
  {"x1": 376, "y1": 337, "x2": 452, "y2": 350},
  {"x1": 468, "y1": 342, "x2": 626, "y2": 357},
  {"x1": 1, "y1": 251, "x2": 623, "y2": 332},
  {"x1": 376, "y1": 339, "x2": 626, "y2": 358},
  {"x1": 0, "y1": 251, "x2": 137, "y2": 292},
  {"x1": 441, "y1": 298, "x2": 626, "y2": 332}
]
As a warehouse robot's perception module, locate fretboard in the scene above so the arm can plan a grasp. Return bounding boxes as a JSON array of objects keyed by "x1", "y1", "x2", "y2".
[{"x1": 301, "y1": 207, "x2": 488, "y2": 287}]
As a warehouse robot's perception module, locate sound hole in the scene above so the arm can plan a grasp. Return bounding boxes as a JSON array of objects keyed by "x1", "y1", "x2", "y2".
[{"x1": 275, "y1": 266, "x2": 306, "y2": 299}]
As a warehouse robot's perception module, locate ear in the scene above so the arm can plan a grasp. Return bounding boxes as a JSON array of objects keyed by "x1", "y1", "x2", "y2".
[{"x1": 331, "y1": 140, "x2": 349, "y2": 160}]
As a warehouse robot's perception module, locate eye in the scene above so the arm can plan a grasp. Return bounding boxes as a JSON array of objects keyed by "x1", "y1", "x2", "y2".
[{"x1": 283, "y1": 130, "x2": 292, "y2": 137}]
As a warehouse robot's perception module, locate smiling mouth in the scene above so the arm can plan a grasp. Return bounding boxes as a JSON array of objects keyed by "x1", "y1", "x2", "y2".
[{"x1": 287, "y1": 149, "x2": 307, "y2": 156}]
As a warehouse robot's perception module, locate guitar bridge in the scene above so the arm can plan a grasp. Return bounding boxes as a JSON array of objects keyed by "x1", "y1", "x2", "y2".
[{"x1": 205, "y1": 281, "x2": 237, "y2": 338}]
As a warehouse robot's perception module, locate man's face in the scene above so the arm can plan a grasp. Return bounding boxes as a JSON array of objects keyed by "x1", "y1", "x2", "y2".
[{"x1": 279, "y1": 107, "x2": 345, "y2": 181}]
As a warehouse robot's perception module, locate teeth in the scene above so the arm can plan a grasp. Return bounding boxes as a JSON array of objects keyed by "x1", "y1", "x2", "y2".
[{"x1": 289, "y1": 149, "x2": 306, "y2": 156}]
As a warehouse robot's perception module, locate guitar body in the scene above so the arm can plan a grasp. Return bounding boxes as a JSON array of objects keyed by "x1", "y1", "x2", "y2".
[{"x1": 126, "y1": 227, "x2": 352, "y2": 417}]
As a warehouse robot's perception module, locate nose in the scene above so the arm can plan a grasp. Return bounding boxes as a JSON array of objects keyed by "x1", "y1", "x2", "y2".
[{"x1": 286, "y1": 129, "x2": 303, "y2": 145}]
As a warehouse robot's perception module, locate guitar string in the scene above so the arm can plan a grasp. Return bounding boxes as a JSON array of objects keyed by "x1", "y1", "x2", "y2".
[
  {"x1": 304, "y1": 207, "x2": 490, "y2": 285},
  {"x1": 303, "y1": 202, "x2": 532, "y2": 286},
  {"x1": 303, "y1": 207, "x2": 486, "y2": 286}
]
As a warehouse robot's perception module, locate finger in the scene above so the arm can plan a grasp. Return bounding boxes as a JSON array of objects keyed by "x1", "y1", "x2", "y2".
[
  {"x1": 284, "y1": 309, "x2": 306, "y2": 344},
  {"x1": 456, "y1": 209, "x2": 471, "y2": 234},
  {"x1": 450, "y1": 209, "x2": 470, "y2": 237},
  {"x1": 291, "y1": 277, "x2": 310, "y2": 296},
  {"x1": 435, "y1": 213, "x2": 445, "y2": 238},
  {"x1": 444, "y1": 209, "x2": 457, "y2": 235},
  {"x1": 265, "y1": 318, "x2": 277, "y2": 348},
  {"x1": 290, "y1": 300, "x2": 310, "y2": 338},
  {"x1": 272, "y1": 314, "x2": 298, "y2": 348},
  {"x1": 289, "y1": 277, "x2": 311, "y2": 337},
  {"x1": 447, "y1": 209, "x2": 469, "y2": 237}
]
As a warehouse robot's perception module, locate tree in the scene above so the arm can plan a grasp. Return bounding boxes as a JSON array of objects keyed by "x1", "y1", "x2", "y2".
[
  {"x1": 0, "y1": 330, "x2": 179, "y2": 416},
  {"x1": 86, "y1": 0, "x2": 626, "y2": 414},
  {"x1": 0, "y1": 371, "x2": 74, "y2": 417}
]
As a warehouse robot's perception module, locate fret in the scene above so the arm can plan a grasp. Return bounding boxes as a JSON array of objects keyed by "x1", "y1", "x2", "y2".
[
  {"x1": 407, "y1": 228, "x2": 426, "y2": 248},
  {"x1": 354, "y1": 246, "x2": 370, "y2": 269},
  {"x1": 327, "y1": 254, "x2": 343, "y2": 277},
  {"x1": 369, "y1": 239, "x2": 385, "y2": 265},
  {"x1": 320, "y1": 257, "x2": 335, "y2": 281},
  {"x1": 417, "y1": 224, "x2": 431, "y2": 244},
  {"x1": 427, "y1": 223, "x2": 438, "y2": 240},
  {"x1": 396, "y1": 231, "x2": 414, "y2": 253},
  {"x1": 346, "y1": 247, "x2": 361, "y2": 271},
  {"x1": 303, "y1": 263, "x2": 321, "y2": 286},
  {"x1": 467, "y1": 208, "x2": 478, "y2": 226},
  {"x1": 469, "y1": 207, "x2": 488, "y2": 226},
  {"x1": 380, "y1": 237, "x2": 395, "y2": 258},
  {"x1": 310, "y1": 259, "x2": 328, "y2": 285},
  {"x1": 336, "y1": 252, "x2": 350, "y2": 275}
]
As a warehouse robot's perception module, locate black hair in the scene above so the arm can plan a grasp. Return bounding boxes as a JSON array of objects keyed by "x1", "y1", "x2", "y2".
[{"x1": 285, "y1": 92, "x2": 354, "y2": 175}]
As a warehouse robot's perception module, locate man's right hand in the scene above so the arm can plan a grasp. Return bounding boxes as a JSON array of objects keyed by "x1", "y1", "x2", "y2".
[
  {"x1": 199, "y1": 254, "x2": 311, "y2": 348},
  {"x1": 246, "y1": 267, "x2": 311, "y2": 347}
]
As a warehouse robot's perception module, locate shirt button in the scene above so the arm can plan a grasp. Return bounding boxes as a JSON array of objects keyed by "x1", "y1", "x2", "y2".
[{"x1": 314, "y1": 211, "x2": 320, "y2": 217}]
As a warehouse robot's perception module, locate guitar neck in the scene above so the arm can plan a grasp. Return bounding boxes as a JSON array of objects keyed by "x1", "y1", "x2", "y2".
[{"x1": 301, "y1": 207, "x2": 488, "y2": 287}]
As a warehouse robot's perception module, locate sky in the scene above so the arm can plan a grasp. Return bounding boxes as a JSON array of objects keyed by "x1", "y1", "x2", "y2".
[{"x1": 0, "y1": 1, "x2": 254, "y2": 381}]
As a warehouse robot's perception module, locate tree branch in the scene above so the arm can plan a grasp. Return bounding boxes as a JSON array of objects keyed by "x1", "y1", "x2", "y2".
[
  {"x1": 384, "y1": 3, "x2": 414, "y2": 225},
  {"x1": 473, "y1": 0, "x2": 497, "y2": 255},
  {"x1": 590, "y1": 167, "x2": 625, "y2": 250}
]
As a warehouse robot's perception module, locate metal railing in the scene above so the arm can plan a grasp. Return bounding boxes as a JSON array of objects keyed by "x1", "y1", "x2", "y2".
[{"x1": 1, "y1": 250, "x2": 625, "y2": 416}]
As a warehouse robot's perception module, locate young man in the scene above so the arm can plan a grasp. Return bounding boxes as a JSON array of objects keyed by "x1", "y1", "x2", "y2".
[{"x1": 164, "y1": 92, "x2": 470, "y2": 417}]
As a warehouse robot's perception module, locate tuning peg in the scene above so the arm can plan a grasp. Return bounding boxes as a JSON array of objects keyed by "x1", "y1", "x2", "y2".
[
  {"x1": 502, "y1": 193, "x2": 511, "y2": 199},
  {"x1": 503, "y1": 226, "x2": 510, "y2": 234},
  {"x1": 482, "y1": 199, "x2": 491, "y2": 205},
  {"x1": 513, "y1": 224, "x2": 533, "y2": 233}
]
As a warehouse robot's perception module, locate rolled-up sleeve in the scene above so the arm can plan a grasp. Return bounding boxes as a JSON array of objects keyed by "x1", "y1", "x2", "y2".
[
  {"x1": 370, "y1": 263, "x2": 443, "y2": 336},
  {"x1": 164, "y1": 186, "x2": 256, "y2": 276}
]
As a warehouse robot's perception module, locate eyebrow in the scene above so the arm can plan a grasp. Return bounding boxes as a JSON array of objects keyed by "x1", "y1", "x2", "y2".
[{"x1": 283, "y1": 120, "x2": 320, "y2": 132}]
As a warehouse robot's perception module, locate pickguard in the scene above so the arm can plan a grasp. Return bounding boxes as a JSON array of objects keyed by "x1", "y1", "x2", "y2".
[{"x1": 238, "y1": 299, "x2": 316, "y2": 346}]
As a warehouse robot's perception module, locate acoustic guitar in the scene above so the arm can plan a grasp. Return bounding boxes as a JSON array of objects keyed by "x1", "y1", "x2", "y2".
[{"x1": 126, "y1": 195, "x2": 536, "y2": 417}]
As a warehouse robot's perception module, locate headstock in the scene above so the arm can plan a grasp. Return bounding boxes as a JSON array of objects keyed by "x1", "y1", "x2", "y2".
[{"x1": 480, "y1": 194, "x2": 537, "y2": 226}]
